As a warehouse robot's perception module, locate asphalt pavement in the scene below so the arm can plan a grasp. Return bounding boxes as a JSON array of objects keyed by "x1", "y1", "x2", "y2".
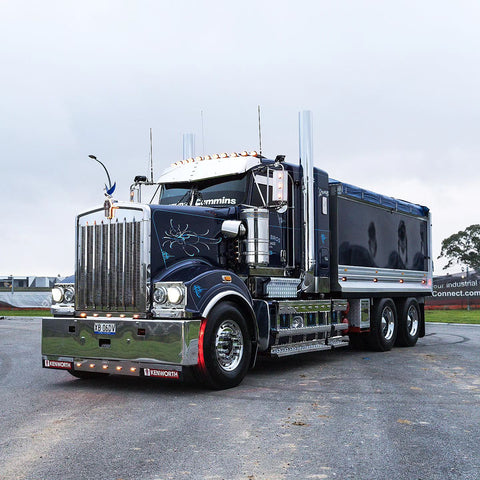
[{"x1": 0, "y1": 317, "x2": 479, "y2": 480}]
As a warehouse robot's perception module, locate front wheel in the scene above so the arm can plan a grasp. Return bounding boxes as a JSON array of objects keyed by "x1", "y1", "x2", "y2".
[
  {"x1": 196, "y1": 301, "x2": 252, "y2": 389},
  {"x1": 367, "y1": 298, "x2": 397, "y2": 351}
]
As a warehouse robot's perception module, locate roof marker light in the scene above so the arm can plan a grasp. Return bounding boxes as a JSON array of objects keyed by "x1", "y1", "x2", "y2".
[
  {"x1": 195, "y1": 156, "x2": 203, "y2": 161},
  {"x1": 102, "y1": 364, "x2": 108, "y2": 370},
  {"x1": 240, "y1": 151, "x2": 248, "y2": 156},
  {"x1": 130, "y1": 367, "x2": 137, "y2": 373},
  {"x1": 213, "y1": 154, "x2": 220, "y2": 159},
  {"x1": 220, "y1": 153, "x2": 228, "y2": 158},
  {"x1": 204, "y1": 155, "x2": 212, "y2": 160},
  {"x1": 116, "y1": 366, "x2": 122, "y2": 371},
  {"x1": 89, "y1": 363, "x2": 95, "y2": 368},
  {"x1": 230, "y1": 152, "x2": 238, "y2": 157},
  {"x1": 80, "y1": 312, "x2": 87, "y2": 318},
  {"x1": 250, "y1": 151, "x2": 258, "y2": 157}
]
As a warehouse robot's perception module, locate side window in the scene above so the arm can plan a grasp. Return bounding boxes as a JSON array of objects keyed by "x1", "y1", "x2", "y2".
[{"x1": 251, "y1": 174, "x2": 271, "y2": 206}]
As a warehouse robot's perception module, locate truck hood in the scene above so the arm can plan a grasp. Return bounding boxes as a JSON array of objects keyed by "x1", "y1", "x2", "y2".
[{"x1": 150, "y1": 204, "x2": 236, "y2": 277}]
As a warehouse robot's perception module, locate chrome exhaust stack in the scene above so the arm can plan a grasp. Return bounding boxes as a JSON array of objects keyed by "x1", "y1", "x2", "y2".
[
  {"x1": 182, "y1": 133, "x2": 195, "y2": 159},
  {"x1": 299, "y1": 110, "x2": 316, "y2": 292}
]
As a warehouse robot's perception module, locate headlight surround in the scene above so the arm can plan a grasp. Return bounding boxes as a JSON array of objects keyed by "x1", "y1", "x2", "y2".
[
  {"x1": 153, "y1": 282, "x2": 186, "y2": 309},
  {"x1": 64, "y1": 286, "x2": 75, "y2": 303},
  {"x1": 52, "y1": 287, "x2": 64, "y2": 303}
]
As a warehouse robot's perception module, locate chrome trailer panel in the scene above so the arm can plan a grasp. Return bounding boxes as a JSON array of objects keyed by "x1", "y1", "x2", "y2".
[{"x1": 42, "y1": 316, "x2": 201, "y2": 368}]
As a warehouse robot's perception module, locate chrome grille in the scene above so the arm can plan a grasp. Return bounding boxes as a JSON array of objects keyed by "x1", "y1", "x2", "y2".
[{"x1": 76, "y1": 215, "x2": 147, "y2": 312}]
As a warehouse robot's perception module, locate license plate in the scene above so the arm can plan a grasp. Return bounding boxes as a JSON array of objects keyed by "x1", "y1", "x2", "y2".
[{"x1": 94, "y1": 322, "x2": 116, "y2": 335}]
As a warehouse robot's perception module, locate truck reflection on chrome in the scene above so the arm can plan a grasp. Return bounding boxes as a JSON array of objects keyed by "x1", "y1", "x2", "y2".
[{"x1": 162, "y1": 219, "x2": 221, "y2": 257}]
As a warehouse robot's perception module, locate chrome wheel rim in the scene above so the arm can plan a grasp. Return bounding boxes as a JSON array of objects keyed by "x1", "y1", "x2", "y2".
[
  {"x1": 381, "y1": 306, "x2": 395, "y2": 341},
  {"x1": 215, "y1": 320, "x2": 244, "y2": 372},
  {"x1": 407, "y1": 305, "x2": 419, "y2": 337}
]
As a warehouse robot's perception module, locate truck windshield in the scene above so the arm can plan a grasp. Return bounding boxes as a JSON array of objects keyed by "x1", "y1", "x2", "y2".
[{"x1": 159, "y1": 175, "x2": 248, "y2": 207}]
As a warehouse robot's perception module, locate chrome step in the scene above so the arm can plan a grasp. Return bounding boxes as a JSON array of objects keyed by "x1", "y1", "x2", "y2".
[
  {"x1": 327, "y1": 336, "x2": 350, "y2": 348},
  {"x1": 270, "y1": 339, "x2": 331, "y2": 357}
]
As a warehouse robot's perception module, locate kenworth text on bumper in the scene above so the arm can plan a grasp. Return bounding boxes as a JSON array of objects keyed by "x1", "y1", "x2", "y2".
[{"x1": 42, "y1": 111, "x2": 433, "y2": 389}]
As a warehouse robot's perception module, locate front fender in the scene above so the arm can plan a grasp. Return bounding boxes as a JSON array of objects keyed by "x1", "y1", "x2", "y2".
[{"x1": 185, "y1": 270, "x2": 252, "y2": 318}]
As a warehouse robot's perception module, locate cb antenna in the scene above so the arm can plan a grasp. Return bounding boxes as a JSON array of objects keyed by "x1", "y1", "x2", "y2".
[
  {"x1": 149, "y1": 128, "x2": 154, "y2": 183},
  {"x1": 258, "y1": 105, "x2": 262, "y2": 157}
]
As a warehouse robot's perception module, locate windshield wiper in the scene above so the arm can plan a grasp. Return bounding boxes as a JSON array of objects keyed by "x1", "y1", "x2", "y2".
[{"x1": 176, "y1": 189, "x2": 192, "y2": 205}]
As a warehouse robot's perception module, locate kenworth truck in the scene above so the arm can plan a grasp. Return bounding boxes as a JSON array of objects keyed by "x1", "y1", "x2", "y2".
[{"x1": 42, "y1": 111, "x2": 433, "y2": 389}]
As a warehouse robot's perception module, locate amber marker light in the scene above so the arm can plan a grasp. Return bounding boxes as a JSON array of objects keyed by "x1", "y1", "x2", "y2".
[
  {"x1": 399, "y1": 279, "x2": 405, "y2": 283},
  {"x1": 222, "y1": 275, "x2": 232, "y2": 283},
  {"x1": 93, "y1": 313, "x2": 99, "y2": 317},
  {"x1": 102, "y1": 364, "x2": 108, "y2": 370},
  {"x1": 342, "y1": 277, "x2": 347, "y2": 282},
  {"x1": 120, "y1": 314, "x2": 125, "y2": 318},
  {"x1": 76, "y1": 362, "x2": 82, "y2": 368},
  {"x1": 373, "y1": 278, "x2": 378, "y2": 282},
  {"x1": 80, "y1": 312, "x2": 87, "y2": 318},
  {"x1": 204, "y1": 155, "x2": 212, "y2": 160},
  {"x1": 133, "y1": 314, "x2": 140, "y2": 319},
  {"x1": 240, "y1": 151, "x2": 248, "y2": 156},
  {"x1": 106, "y1": 313, "x2": 112, "y2": 318},
  {"x1": 250, "y1": 151, "x2": 258, "y2": 157},
  {"x1": 89, "y1": 363, "x2": 95, "y2": 368},
  {"x1": 116, "y1": 366, "x2": 122, "y2": 371},
  {"x1": 130, "y1": 367, "x2": 137, "y2": 373}
]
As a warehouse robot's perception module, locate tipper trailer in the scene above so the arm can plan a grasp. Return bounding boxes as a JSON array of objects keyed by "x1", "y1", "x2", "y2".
[{"x1": 42, "y1": 111, "x2": 432, "y2": 388}]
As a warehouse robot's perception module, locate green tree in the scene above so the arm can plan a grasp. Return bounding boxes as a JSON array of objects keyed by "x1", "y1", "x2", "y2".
[{"x1": 438, "y1": 224, "x2": 480, "y2": 271}]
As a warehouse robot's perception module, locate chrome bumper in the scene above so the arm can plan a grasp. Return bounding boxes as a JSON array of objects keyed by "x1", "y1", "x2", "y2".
[{"x1": 41, "y1": 316, "x2": 201, "y2": 369}]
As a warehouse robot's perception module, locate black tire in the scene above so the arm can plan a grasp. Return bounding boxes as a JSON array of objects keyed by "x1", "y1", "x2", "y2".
[
  {"x1": 367, "y1": 298, "x2": 397, "y2": 351},
  {"x1": 68, "y1": 370, "x2": 108, "y2": 379},
  {"x1": 196, "y1": 301, "x2": 252, "y2": 390},
  {"x1": 395, "y1": 298, "x2": 420, "y2": 347}
]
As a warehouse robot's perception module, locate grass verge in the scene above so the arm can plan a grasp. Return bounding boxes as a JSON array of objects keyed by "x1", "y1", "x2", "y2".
[
  {"x1": 0, "y1": 309, "x2": 51, "y2": 317},
  {"x1": 425, "y1": 309, "x2": 480, "y2": 324}
]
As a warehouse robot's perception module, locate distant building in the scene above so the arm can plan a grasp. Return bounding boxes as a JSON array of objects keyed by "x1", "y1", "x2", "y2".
[
  {"x1": 426, "y1": 269, "x2": 480, "y2": 310},
  {"x1": 0, "y1": 275, "x2": 58, "y2": 309}
]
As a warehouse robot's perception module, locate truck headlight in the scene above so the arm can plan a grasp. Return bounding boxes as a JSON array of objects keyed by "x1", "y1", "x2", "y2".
[
  {"x1": 153, "y1": 282, "x2": 186, "y2": 309},
  {"x1": 52, "y1": 287, "x2": 64, "y2": 303},
  {"x1": 64, "y1": 286, "x2": 75, "y2": 303},
  {"x1": 153, "y1": 286, "x2": 168, "y2": 304},
  {"x1": 167, "y1": 286, "x2": 184, "y2": 305}
]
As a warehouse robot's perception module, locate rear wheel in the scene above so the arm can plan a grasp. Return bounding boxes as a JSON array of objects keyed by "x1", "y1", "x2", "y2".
[
  {"x1": 196, "y1": 301, "x2": 252, "y2": 389},
  {"x1": 396, "y1": 298, "x2": 420, "y2": 347},
  {"x1": 367, "y1": 298, "x2": 397, "y2": 351}
]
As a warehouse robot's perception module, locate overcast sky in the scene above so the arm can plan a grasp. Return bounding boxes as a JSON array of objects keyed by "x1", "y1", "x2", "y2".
[{"x1": 1, "y1": 1, "x2": 479, "y2": 276}]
